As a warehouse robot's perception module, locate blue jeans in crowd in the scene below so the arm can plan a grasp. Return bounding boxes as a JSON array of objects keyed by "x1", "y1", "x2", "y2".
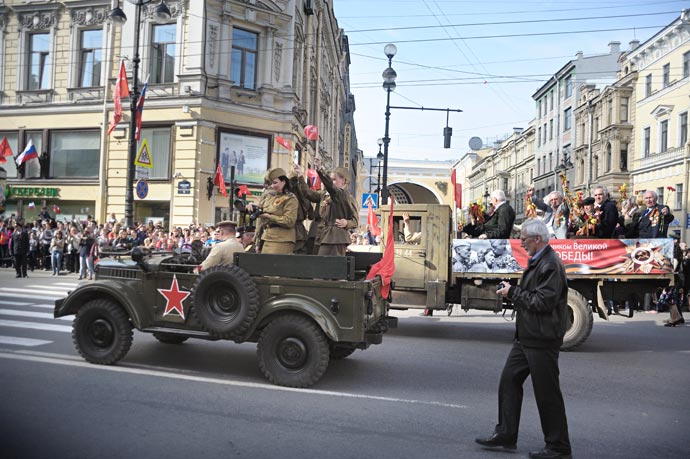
[
  {"x1": 51, "y1": 251, "x2": 63, "y2": 275},
  {"x1": 79, "y1": 254, "x2": 94, "y2": 279}
]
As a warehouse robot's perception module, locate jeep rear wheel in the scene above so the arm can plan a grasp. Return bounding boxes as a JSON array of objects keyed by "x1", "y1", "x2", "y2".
[
  {"x1": 72, "y1": 299, "x2": 133, "y2": 365},
  {"x1": 257, "y1": 314, "x2": 330, "y2": 388},
  {"x1": 152, "y1": 332, "x2": 189, "y2": 345},
  {"x1": 191, "y1": 264, "x2": 259, "y2": 339},
  {"x1": 561, "y1": 289, "x2": 593, "y2": 351}
]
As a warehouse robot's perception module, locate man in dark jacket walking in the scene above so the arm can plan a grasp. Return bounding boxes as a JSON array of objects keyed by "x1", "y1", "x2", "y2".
[
  {"x1": 475, "y1": 218, "x2": 572, "y2": 459},
  {"x1": 11, "y1": 221, "x2": 30, "y2": 278}
]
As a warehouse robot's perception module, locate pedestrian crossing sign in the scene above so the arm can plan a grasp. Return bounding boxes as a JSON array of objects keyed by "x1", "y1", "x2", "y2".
[{"x1": 134, "y1": 139, "x2": 154, "y2": 168}]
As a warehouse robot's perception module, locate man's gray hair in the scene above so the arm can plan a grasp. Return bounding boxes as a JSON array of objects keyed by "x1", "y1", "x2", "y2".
[
  {"x1": 644, "y1": 190, "x2": 658, "y2": 200},
  {"x1": 521, "y1": 218, "x2": 550, "y2": 241},
  {"x1": 491, "y1": 190, "x2": 506, "y2": 202},
  {"x1": 549, "y1": 191, "x2": 564, "y2": 200},
  {"x1": 594, "y1": 184, "x2": 609, "y2": 197}
]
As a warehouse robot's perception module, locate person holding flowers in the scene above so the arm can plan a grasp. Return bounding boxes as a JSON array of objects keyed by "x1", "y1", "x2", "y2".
[
  {"x1": 630, "y1": 190, "x2": 673, "y2": 238},
  {"x1": 459, "y1": 190, "x2": 515, "y2": 239}
]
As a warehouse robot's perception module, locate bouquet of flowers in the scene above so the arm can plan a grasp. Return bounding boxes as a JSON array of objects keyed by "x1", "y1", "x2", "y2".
[
  {"x1": 575, "y1": 208, "x2": 600, "y2": 237},
  {"x1": 525, "y1": 188, "x2": 537, "y2": 219},
  {"x1": 468, "y1": 200, "x2": 486, "y2": 224}
]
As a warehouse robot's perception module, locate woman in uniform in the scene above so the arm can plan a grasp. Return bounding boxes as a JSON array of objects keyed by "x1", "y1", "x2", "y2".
[{"x1": 246, "y1": 168, "x2": 298, "y2": 254}]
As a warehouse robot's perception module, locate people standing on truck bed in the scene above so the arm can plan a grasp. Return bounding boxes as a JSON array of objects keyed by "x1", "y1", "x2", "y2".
[
  {"x1": 592, "y1": 185, "x2": 619, "y2": 238},
  {"x1": 289, "y1": 164, "x2": 314, "y2": 254},
  {"x1": 200, "y1": 221, "x2": 244, "y2": 271},
  {"x1": 460, "y1": 190, "x2": 516, "y2": 239},
  {"x1": 573, "y1": 197, "x2": 598, "y2": 238},
  {"x1": 245, "y1": 168, "x2": 298, "y2": 255},
  {"x1": 629, "y1": 190, "x2": 673, "y2": 239},
  {"x1": 477, "y1": 218, "x2": 572, "y2": 459},
  {"x1": 293, "y1": 158, "x2": 359, "y2": 256},
  {"x1": 532, "y1": 190, "x2": 569, "y2": 239}
]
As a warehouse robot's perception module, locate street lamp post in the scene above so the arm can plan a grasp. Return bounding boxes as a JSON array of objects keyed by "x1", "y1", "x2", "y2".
[
  {"x1": 375, "y1": 138, "x2": 383, "y2": 195},
  {"x1": 381, "y1": 44, "x2": 397, "y2": 205},
  {"x1": 110, "y1": 0, "x2": 170, "y2": 229}
]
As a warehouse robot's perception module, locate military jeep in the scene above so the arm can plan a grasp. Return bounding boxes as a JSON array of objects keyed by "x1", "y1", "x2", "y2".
[{"x1": 54, "y1": 248, "x2": 393, "y2": 388}]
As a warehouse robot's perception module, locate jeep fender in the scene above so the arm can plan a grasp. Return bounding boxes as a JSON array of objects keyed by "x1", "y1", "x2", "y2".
[
  {"x1": 54, "y1": 281, "x2": 148, "y2": 328},
  {"x1": 248, "y1": 294, "x2": 341, "y2": 343}
]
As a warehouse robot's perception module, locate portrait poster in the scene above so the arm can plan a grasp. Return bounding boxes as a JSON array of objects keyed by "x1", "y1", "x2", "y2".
[
  {"x1": 218, "y1": 131, "x2": 269, "y2": 185},
  {"x1": 451, "y1": 238, "x2": 674, "y2": 275}
]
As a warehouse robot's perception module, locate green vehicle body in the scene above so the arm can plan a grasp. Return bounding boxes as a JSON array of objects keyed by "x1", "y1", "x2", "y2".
[{"x1": 54, "y1": 250, "x2": 393, "y2": 387}]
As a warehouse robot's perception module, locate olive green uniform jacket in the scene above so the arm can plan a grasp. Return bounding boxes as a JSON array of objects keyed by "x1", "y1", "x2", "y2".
[
  {"x1": 256, "y1": 191, "x2": 298, "y2": 243},
  {"x1": 200, "y1": 237, "x2": 244, "y2": 271}
]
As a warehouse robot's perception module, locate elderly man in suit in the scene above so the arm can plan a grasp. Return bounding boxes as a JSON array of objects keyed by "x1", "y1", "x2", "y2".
[
  {"x1": 630, "y1": 190, "x2": 673, "y2": 238},
  {"x1": 460, "y1": 190, "x2": 516, "y2": 239}
]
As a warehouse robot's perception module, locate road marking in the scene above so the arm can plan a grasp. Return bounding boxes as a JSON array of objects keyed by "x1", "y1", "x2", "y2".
[
  {"x1": 0, "y1": 309, "x2": 72, "y2": 321},
  {"x1": 0, "y1": 320, "x2": 72, "y2": 333},
  {"x1": 0, "y1": 293, "x2": 64, "y2": 301},
  {"x1": 54, "y1": 283, "x2": 79, "y2": 288},
  {"x1": 1, "y1": 287, "x2": 70, "y2": 296},
  {"x1": 0, "y1": 300, "x2": 30, "y2": 306},
  {"x1": 26, "y1": 284, "x2": 74, "y2": 291},
  {"x1": 0, "y1": 351, "x2": 468, "y2": 410},
  {"x1": 26, "y1": 304, "x2": 56, "y2": 310},
  {"x1": 0, "y1": 336, "x2": 52, "y2": 347}
]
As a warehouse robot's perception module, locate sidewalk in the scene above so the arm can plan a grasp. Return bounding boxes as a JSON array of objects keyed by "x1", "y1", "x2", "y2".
[{"x1": 0, "y1": 267, "x2": 82, "y2": 289}]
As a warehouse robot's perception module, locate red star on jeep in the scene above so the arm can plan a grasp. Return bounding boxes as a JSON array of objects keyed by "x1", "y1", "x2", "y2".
[{"x1": 158, "y1": 275, "x2": 190, "y2": 320}]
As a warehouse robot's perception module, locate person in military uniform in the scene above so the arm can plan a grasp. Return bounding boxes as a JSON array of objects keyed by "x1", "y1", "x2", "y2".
[
  {"x1": 246, "y1": 168, "x2": 298, "y2": 254},
  {"x1": 290, "y1": 164, "x2": 315, "y2": 254},
  {"x1": 293, "y1": 159, "x2": 359, "y2": 256},
  {"x1": 200, "y1": 221, "x2": 244, "y2": 271}
]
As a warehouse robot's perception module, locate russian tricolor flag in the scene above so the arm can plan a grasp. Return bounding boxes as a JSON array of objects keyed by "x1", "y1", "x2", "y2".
[{"x1": 15, "y1": 139, "x2": 39, "y2": 166}]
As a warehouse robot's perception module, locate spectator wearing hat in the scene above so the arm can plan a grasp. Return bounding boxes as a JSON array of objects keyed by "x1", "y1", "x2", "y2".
[
  {"x1": 293, "y1": 158, "x2": 359, "y2": 256},
  {"x1": 629, "y1": 190, "x2": 673, "y2": 238},
  {"x1": 574, "y1": 197, "x2": 598, "y2": 238},
  {"x1": 200, "y1": 221, "x2": 244, "y2": 271},
  {"x1": 237, "y1": 226, "x2": 257, "y2": 252},
  {"x1": 245, "y1": 167, "x2": 298, "y2": 254}
]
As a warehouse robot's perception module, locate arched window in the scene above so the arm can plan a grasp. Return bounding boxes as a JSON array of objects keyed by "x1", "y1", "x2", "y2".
[
  {"x1": 593, "y1": 156, "x2": 599, "y2": 179},
  {"x1": 605, "y1": 143, "x2": 612, "y2": 172},
  {"x1": 579, "y1": 159, "x2": 585, "y2": 183}
]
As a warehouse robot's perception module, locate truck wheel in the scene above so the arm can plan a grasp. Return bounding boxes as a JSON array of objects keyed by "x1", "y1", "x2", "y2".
[
  {"x1": 257, "y1": 314, "x2": 330, "y2": 388},
  {"x1": 152, "y1": 332, "x2": 188, "y2": 345},
  {"x1": 561, "y1": 289, "x2": 593, "y2": 351},
  {"x1": 330, "y1": 344, "x2": 356, "y2": 360},
  {"x1": 191, "y1": 264, "x2": 260, "y2": 339},
  {"x1": 72, "y1": 299, "x2": 133, "y2": 365}
]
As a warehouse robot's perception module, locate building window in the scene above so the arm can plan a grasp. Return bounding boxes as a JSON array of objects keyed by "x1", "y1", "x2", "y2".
[
  {"x1": 593, "y1": 156, "x2": 599, "y2": 179},
  {"x1": 50, "y1": 130, "x2": 100, "y2": 178},
  {"x1": 549, "y1": 119, "x2": 554, "y2": 139},
  {"x1": 543, "y1": 124, "x2": 547, "y2": 143},
  {"x1": 675, "y1": 184, "x2": 683, "y2": 210},
  {"x1": 549, "y1": 90, "x2": 554, "y2": 110},
  {"x1": 578, "y1": 159, "x2": 585, "y2": 183},
  {"x1": 680, "y1": 112, "x2": 688, "y2": 147},
  {"x1": 620, "y1": 144, "x2": 628, "y2": 171},
  {"x1": 607, "y1": 99, "x2": 613, "y2": 124},
  {"x1": 657, "y1": 187, "x2": 664, "y2": 206},
  {"x1": 662, "y1": 63, "x2": 670, "y2": 87},
  {"x1": 20, "y1": 133, "x2": 43, "y2": 179},
  {"x1": 537, "y1": 127, "x2": 541, "y2": 147},
  {"x1": 643, "y1": 127, "x2": 650, "y2": 157},
  {"x1": 645, "y1": 74, "x2": 652, "y2": 97},
  {"x1": 605, "y1": 143, "x2": 612, "y2": 172},
  {"x1": 564, "y1": 75, "x2": 572, "y2": 98},
  {"x1": 594, "y1": 117, "x2": 599, "y2": 140},
  {"x1": 548, "y1": 152, "x2": 552, "y2": 171},
  {"x1": 0, "y1": 132, "x2": 19, "y2": 178},
  {"x1": 28, "y1": 33, "x2": 51, "y2": 90},
  {"x1": 537, "y1": 158, "x2": 541, "y2": 175},
  {"x1": 138, "y1": 127, "x2": 171, "y2": 179},
  {"x1": 151, "y1": 23, "x2": 176, "y2": 84},
  {"x1": 684, "y1": 51, "x2": 690, "y2": 79},
  {"x1": 79, "y1": 29, "x2": 102, "y2": 87},
  {"x1": 563, "y1": 107, "x2": 572, "y2": 131},
  {"x1": 620, "y1": 97, "x2": 629, "y2": 123},
  {"x1": 231, "y1": 28, "x2": 258, "y2": 90},
  {"x1": 660, "y1": 120, "x2": 668, "y2": 152}
]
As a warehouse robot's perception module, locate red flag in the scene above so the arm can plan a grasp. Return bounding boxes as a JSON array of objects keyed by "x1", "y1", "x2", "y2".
[
  {"x1": 134, "y1": 77, "x2": 149, "y2": 141},
  {"x1": 304, "y1": 125, "x2": 318, "y2": 141},
  {"x1": 107, "y1": 61, "x2": 130, "y2": 136},
  {"x1": 214, "y1": 164, "x2": 228, "y2": 196},
  {"x1": 366, "y1": 200, "x2": 395, "y2": 298},
  {"x1": 367, "y1": 203, "x2": 381, "y2": 236},
  {"x1": 451, "y1": 169, "x2": 462, "y2": 209},
  {"x1": 275, "y1": 136, "x2": 292, "y2": 151},
  {"x1": 306, "y1": 168, "x2": 321, "y2": 190},
  {"x1": 0, "y1": 137, "x2": 13, "y2": 163},
  {"x1": 236, "y1": 184, "x2": 251, "y2": 197}
]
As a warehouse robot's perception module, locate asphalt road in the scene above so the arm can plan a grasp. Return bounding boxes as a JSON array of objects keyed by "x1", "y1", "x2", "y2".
[{"x1": 0, "y1": 268, "x2": 688, "y2": 459}]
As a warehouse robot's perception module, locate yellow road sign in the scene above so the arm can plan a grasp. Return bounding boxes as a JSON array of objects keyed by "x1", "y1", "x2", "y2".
[{"x1": 135, "y1": 138, "x2": 154, "y2": 169}]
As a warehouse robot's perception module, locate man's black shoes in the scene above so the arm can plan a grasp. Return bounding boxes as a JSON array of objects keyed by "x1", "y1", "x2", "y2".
[
  {"x1": 528, "y1": 447, "x2": 572, "y2": 459},
  {"x1": 474, "y1": 433, "x2": 517, "y2": 450}
]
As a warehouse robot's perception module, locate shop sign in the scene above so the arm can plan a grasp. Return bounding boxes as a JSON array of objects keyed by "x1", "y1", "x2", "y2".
[
  {"x1": 8, "y1": 186, "x2": 60, "y2": 198},
  {"x1": 177, "y1": 180, "x2": 191, "y2": 195}
]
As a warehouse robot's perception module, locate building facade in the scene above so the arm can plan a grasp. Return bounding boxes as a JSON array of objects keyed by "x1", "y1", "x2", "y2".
[{"x1": 0, "y1": 0, "x2": 357, "y2": 227}]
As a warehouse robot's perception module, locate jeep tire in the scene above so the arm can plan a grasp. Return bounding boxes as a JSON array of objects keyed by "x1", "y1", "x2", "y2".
[
  {"x1": 191, "y1": 264, "x2": 259, "y2": 339},
  {"x1": 257, "y1": 314, "x2": 329, "y2": 388},
  {"x1": 72, "y1": 299, "x2": 133, "y2": 365}
]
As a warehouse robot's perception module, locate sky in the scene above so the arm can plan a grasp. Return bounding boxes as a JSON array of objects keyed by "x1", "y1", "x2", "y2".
[{"x1": 332, "y1": 0, "x2": 686, "y2": 162}]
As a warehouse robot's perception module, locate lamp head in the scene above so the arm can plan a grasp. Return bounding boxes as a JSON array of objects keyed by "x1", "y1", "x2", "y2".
[
  {"x1": 109, "y1": 6, "x2": 127, "y2": 25},
  {"x1": 377, "y1": 138, "x2": 384, "y2": 147},
  {"x1": 384, "y1": 44, "x2": 397, "y2": 59},
  {"x1": 153, "y1": 1, "x2": 172, "y2": 23},
  {"x1": 377, "y1": 151, "x2": 384, "y2": 160}
]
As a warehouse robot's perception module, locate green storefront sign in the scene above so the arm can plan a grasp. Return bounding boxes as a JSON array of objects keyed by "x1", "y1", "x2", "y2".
[{"x1": 7, "y1": 186, "x2": 60, "y2": 198}]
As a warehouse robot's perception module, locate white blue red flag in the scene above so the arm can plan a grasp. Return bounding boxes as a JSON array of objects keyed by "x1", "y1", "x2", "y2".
[
  {"x1": 134, "y1": 76, "x2": 149, "y2": 141},
  {"x1": 15, "y1": 139, "x2": 39, "y2": 166}
]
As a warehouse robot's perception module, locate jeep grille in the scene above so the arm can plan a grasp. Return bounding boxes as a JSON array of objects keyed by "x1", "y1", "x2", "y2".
[{"x1": 96, "y1": 267, "x2": 141, "y2": 280}]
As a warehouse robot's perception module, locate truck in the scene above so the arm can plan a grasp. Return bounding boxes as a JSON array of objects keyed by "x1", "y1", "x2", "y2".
[
  {"x1": 54, "y1": 248, "x2": 394, "y2": 387},
  {"x1": 380, "y1": 204, "x2": 675, "y2": 350}
]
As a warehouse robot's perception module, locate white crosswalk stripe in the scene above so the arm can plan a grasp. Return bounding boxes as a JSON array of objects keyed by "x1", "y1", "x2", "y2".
[
  {"x1": 0, "y1": 319, "x2": 72, "y2": 333},
  {"x1": 0, "y1": 309, "x2": 73, "y2": 321},
  {"x1": 1, "y1": 287, "x2": 72, "y2": 296},
  {"x1": 0, "y1": 336, "x2": 52, "y2": 347}
]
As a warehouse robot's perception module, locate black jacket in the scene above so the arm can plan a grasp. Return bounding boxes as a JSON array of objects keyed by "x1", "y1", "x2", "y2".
[
  {"x1": 631, "y1": 204, "x2": 673, "y2": 238},
  {"x1": 507, "y1": 245, "x2": 568, "y2": 348},
  {"x1": 10, "y1": 229, "x2": 30, "y2": 256},
  {"x1": 464, "y1": 202, "x2": 516, "y2": 239},
  {"x1": 595, "y1": 199, "x2": 619, "y2": 238}
]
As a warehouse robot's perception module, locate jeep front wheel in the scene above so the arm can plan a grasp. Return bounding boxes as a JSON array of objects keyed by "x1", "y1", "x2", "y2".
[
  {"x1": 72, "y1": 299, "x2": 133, "y2": 365},
  {"x1": 257, "y1": 314, "x2": 330, "y2": 388}
]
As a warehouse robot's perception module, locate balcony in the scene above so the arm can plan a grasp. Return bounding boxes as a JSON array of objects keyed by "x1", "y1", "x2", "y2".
[{"x1": 639, "y1": 146, "x2": 687, "y2": 168}]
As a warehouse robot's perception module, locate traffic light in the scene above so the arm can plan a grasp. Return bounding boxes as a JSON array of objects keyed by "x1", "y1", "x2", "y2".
[{"x1": 443, "y1": 126, "x2": 452, "y2": 148}]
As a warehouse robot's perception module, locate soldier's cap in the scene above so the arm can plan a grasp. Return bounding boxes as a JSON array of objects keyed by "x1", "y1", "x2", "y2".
[
  {"x1": 216, "y1": 221, "x2": 237, "y2": 231},
  {"x1": 268, "y1": 168, "x2": 288, "y2": 181},
  {"x1": 236, "y1": 225, "x2": 256, "y2": 237},
  {"x1": 670, "y1": 233, "x2": 680, "y2": 239},
  {"x1": 581, "y1": 197, "x2": 595, "y2": 206}
]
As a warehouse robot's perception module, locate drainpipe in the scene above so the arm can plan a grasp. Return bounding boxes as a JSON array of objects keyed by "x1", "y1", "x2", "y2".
[{"x1": 586, "y1": 99, "x2": 594, "y2": 194}]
